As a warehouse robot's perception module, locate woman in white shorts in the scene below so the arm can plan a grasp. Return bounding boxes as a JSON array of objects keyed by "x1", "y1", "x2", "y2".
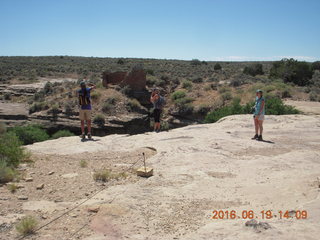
[{"x1": 252, "y1": 89, "x2": 265, "y2": 141}]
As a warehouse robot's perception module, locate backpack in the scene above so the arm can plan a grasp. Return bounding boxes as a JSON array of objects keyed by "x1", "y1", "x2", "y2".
[{"x1": 78, "y1": 89, "x2": 91, "y2": 106}]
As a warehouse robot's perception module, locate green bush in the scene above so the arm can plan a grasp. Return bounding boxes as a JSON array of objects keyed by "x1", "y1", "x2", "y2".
[
  {"x1": 43, "y1": 82, "x2": 53, "y2": 95},
  {"x1": 4, "y1": 92, "x2": 11, "y2": 100},
  {"x1": 9, "y1": 125, "x2": 50, "y2": 145},
  {"x1": 0, "y1": 159, "x2": 16, "y2": 183},
  {"x1": 102, "y1": 102, "x2": 113, "y2": 113},
  {"x1": 309, "y1": 92, "x2": 318, "y2": 101},
  {"x1": 127, "y1": 99, "x2": 142, "y2": 112},
  {"x1": 182, "y1": 80, "x2": 193, "y2": 90},
  {"x1": 221, "y1": 92, "x2": 232, "y2": 101},
  {"x1": 51, "y1": 130, "x2": 75, "y2": 139},
  {"x1": 93, "y1": 114, "x2": 105, "y2": 126},
  {"x1": 171, "y1": 91, "x2": 186, "y2": 101},
  {"x1": 205, "y1": 97, "x2": 298, "y2": 123},
  {"x1": 311, "y1": 61, "x2": 320, "y2": 71},
  {"x1": 0, "y1": 132, "x2": 25, "y2": 167},
  {"x1": 243, "y1": 64, "x2": 264, "y2": 76},
  {"x1": 214, "y1": 63, "x2": 222, "y2": 70},
  {"x1": 29, "y1": 102, "x2": 49, "y2": 114},
  {"x1": 265, "y1": 97, "x2": 299, "y2": 115},
  {"x1": 117, "y1": 59, "x2": 125, "y2": 65},
  {"x1": 90, "y1": 91, "x2": 101, "y2": 101},
  {"x1": 190, "y1": 59, "x2": 201, "y2": 66},
  {"x1": 270, "y1": 58, "x2": 313, "y2": 86}
]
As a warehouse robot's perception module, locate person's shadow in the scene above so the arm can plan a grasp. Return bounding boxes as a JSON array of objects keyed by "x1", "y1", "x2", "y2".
[
  {"x1": 257, "y1": 139, "x2": 275, "y2": 144},
  {"x1": 81, "y1": 138, "x2": 100, "y2": 142}
]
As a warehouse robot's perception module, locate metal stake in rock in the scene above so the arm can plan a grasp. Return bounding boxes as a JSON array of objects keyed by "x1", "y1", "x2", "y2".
[{"x1": 137, "y1": 152, "x2": 153, "y2": 178}]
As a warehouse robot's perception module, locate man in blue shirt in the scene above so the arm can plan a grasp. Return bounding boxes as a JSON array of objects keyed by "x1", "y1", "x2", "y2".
[
  {"x1": 252, "y1": 89, "x2": 265, "y2": 141},
  {"x1": 78, "y1": 81, "x2": 96, "y2": 139}
]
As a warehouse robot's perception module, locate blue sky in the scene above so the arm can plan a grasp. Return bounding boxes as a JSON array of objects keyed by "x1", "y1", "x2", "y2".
[{"x1": 0, "y1": 0, "x2": 319, "y2": 61}]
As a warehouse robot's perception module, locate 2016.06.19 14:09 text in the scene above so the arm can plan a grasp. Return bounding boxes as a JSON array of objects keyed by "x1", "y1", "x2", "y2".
[{"x1": 211, "y1": 210, "x2": 308, "y2": 220}]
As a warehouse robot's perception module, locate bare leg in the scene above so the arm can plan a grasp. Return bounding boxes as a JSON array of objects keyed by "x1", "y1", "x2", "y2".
[
  {"x1": 254, "y1": 118, "x2": 259, "y2": 135},
  {"x1": 156, "y1": 122, "x2": 161, "y2": 130},
  {"x1": 258, "y1": 120, "x2": 263, "y2": 135},
  {"x1": 81, "y1": 120, "x2": 85, "y2": 134},
  {"x1": 87, "y1": 120, "x2": 92, "y2": 134}
]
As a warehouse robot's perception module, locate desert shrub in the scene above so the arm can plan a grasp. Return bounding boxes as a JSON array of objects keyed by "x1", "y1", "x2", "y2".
[
  {"x1": 0, "y1": 123, "x2": 6, "y2": 135},
  {"x1": 281, "y1": 88, "x2": 292, "y2": 98},
  {"x1": 270, "y1": 58, "x2": 312, "y2": 86},
  {"x1": 311, "y1": 61, "x2": 320, "y2": 71},
  {"x1": 0, "y1": 132, "x2": 25, "y2": 167},
  {"x1": 33, "y1": 91, "x2": 45, "y2": 101},
  {"x1": 117, "y1": 59, "x2": 125, "y2": 65},
  {"x1": 205, "y1": 97, "x2": 298, "y2": 123},
  {"x1": 218, "y1": 86, "x2": 231, "y2": 94},
  {"x1": 214, "y1": 63, "x2": 222, "y2": 70},
  {"x1": 195, "y1": 104, "x2": 211, "y2": 115},
  {"x1": 146, "y1": 76, "x2": 162, "y2": 86},
  {"x1": 29, "y1": 102, "x2": 49, "y2": 114},
  {"x1": 174, "y1": 97, "x2": 194, "y2": 105},
  {"x1": 182, "y1": 80, "x2": 193, "y2": 90},
  {"x1": 265, "y1": 97, "x2": 299, "y2": 115},
  {"x1": 0, "y1": 160, "x2": 16, "y2": 183},
  {"x1": 229, "y1": 79, "x2": 243, "y2": 87},
  {"x1": 93, "y1": 169, "x2": 126, "y2": 182},
  {"x1": 90, "y1": 91, "x2": 101, "y2": 101},
  {"x1": 221, "y1": 92, "x2": 233, "y2": 101},
  {"x1": 161, "y1": 121, "x2": 170, "y2": 131},
  {"x1": 4, "y1": 92, "x2": 11, "y2": 100},
  {"x1": 171, "y1": 91, "x2": 186, "y2": 101},
  {"x1": 64, "y1": 101, "x2": 75, "y2": 116},
  {"x1": 192, "y1": 77, "x2": 203, "y2": 83},
  {"x1": 102, "y1": 102, "x2": 113, "y2": 113},
  {"x1": 146, "y1": 69, "x2": 155, "y2": 75},
  {"x1": 190, "y1": 59, "x2": 201, "y2": 66},
  {"x1": 43, "y1": 82, "x2": 53, "y2": 95},
  {"x1": 243, "y1": 64, "x2": 264, "y2": 76},
  {"x1": 80, "y1": 159, "x2": 88, "y2": 168},
  {"x1": 177, "y1": 103, "x2": 194, "y2": 115},
  {"x1": 93, "y1": 114, "x2": 105, "y2": 126},
  {"x1": 309, "y1": 92, "x2": 318, "y2": 101},
  {"x1": 9, "y1": 125, "x2": 49, "y2": 145},
  {"x1": 16, "y1": 216, "x2": 38, "y2": 236},
  {"x1": 127, "y1": 99, "x2": 142, "y2": 112},
  {"x1": 7, "y1": 183, "x2": 18, "y2": 193},
  {"x1": 105, "y1": 96, "x2": 119, "y2": 105},
  {"x1": 51, "y1": 130, "x2": 75, "y2": 139}
]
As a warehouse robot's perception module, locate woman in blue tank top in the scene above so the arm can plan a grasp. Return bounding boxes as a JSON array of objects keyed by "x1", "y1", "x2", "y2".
[{"x1": 252, "y1": 89, "x2": 265, "y2": 141}]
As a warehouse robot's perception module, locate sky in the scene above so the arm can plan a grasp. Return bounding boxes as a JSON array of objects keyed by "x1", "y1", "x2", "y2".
[{"x1": 0, "y1": 0, "x2": 319, "y2": 61}]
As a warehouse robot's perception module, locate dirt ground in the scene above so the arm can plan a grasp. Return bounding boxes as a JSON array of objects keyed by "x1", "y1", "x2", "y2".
[{"x1": 0, "y1": 102, "x2": 320, "y2": 240}]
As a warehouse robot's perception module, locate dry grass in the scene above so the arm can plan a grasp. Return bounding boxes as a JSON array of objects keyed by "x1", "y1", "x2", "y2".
[
  {"x1": 16, "y1": 216, "x2": 38, "y2": 236},
  {"x1": 93, "y1": 169, "x2": 127, "y2": 182}
]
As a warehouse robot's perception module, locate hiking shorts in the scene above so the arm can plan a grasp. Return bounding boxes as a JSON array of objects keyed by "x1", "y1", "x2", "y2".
[
  {"x1": 79, "y1": 109, "x2": 91, "y2": 121},
  {"x1": 153, "y1": 109, "x2": 162, "y2": 123},
  {"x1": 254, "y1": 114, "x2": 265, "y2": 121}
]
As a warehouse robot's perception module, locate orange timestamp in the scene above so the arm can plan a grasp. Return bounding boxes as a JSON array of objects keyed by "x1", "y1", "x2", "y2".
[{"x1": 211, "y1": 210, "x2": 308, "y2": 220}]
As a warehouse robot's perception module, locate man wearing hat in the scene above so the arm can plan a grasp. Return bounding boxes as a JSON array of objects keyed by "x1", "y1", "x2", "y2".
[
  {"x1": 252, "y1": 89, "x2": 265, "y2": 141},
  {"x1": 78, "y1": 81, "x2": 96, "y2": 139}
]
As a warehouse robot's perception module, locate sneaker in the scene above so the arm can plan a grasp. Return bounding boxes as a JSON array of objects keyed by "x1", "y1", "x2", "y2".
[
  {"x1": 87, "y1": 133, "x2": 92, "y2": 139},
  {"x1": 252, "y1": 134, "x2": 258, "y2": 140},
  {"x1": 80, "y1": 133, "x2": 86, "y2": 140},
  {"x1": 257, "y1": 135, "x2": 263, "y2": 141}
]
